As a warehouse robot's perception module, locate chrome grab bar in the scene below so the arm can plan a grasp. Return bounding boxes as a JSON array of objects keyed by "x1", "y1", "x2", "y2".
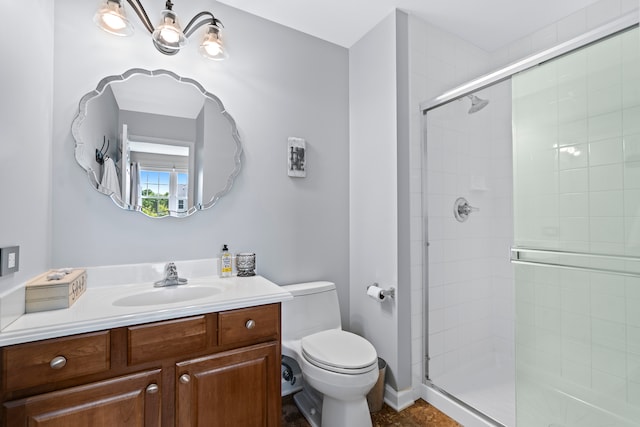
[{"x1": 510, "y1": 247, "x2": 640, "y2": 278}]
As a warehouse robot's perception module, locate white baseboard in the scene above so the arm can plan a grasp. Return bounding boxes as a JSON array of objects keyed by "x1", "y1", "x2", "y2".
[{"x1": 383, "y1": 384, "x2": 415, "y2": 412}]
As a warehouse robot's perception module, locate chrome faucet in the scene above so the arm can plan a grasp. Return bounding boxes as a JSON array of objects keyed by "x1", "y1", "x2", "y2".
[{"x1": 154, "y1": 262, "x2": 188, "y2": 287}]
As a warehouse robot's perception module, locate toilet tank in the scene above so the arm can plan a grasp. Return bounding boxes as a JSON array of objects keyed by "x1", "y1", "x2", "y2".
[{"x1": 281, "y1": 281, "x2": 342, "y2": 341}]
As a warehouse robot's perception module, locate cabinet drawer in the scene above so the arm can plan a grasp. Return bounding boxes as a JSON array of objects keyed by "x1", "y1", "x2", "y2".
[
  {"x1": 3, "y1": 331, "x2": 110, "y2": 391},
  {"x1": 128, "y1": 315, "x2": 213, "y2": 365},
  {"x1": 218, "y1": 304, "x2": 279, "y2": 347}
]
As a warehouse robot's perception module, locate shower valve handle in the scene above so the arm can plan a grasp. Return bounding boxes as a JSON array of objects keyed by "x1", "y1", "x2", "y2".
[
  {"x1": 454, "y1": 197, "x2": 478, "y2": 222},
  {"x1": 458, "y1": 202, "x2": 479, "y2": 216}
]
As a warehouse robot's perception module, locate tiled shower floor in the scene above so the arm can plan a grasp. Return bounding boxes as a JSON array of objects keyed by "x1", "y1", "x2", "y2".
[{"x1": 431, "y1": 353, "x2": 516, "y2": 426}]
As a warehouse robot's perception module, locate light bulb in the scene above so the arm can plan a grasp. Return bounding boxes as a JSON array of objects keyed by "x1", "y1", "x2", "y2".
[
  {"x1": 152, "y1": 10, "x2": 186, "y2": 49},
  {"x1": 202, "y1": 41, "x2": 221, "y2": 56},
  {"x1": 101, "y1": 12, "x2": 127, "y2": 30},
  {"x1": 94, "y1": 0, "x2": 133, "y2": 36},
  {"x1": 160, "y1": 26, "x2": 181, "y2": 44}
]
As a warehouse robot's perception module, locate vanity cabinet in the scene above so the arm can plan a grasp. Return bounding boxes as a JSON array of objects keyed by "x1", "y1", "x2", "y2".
[
  {"x1": 4, "y1": 369, "x2": 162, "y2": 427},
  {"x1": 175, "y1": 305, "x2": 281, "y2": 426},
  {"x1": 176, "y1": 342, "x2": 279, "y2": 427},
  {"x1": 0, "y1": 303, "x2": 281, "y2": 427}
]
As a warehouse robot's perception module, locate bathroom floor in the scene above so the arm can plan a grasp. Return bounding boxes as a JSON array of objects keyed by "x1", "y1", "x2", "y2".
[{"x1": 281, "y1": 395, "x2": 462, "y2": 426}]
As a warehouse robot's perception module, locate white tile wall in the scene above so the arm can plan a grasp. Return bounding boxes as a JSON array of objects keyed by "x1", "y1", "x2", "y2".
[
  {"x1": 513, "y1": 25, "x2": 640, "y2": 425},
  {"x1": 514, "y1": 26, "x2": 640, "y2": 254},
  {"x1": 423, "y1": 79, "x2": 514, "y2": 385},
  {"x1": 492, "y1": 0, "x2": 638, "y2": 70}
]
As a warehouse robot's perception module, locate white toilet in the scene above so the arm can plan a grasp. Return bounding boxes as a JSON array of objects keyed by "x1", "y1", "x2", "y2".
[{"x1": 281, "y1": 281, "x2": 379, "y2": 427}]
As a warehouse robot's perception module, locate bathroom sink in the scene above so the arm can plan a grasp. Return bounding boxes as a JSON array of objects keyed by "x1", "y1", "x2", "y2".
[{"x1": 112, "y1": 286, "x2": 221, "y2": 307}]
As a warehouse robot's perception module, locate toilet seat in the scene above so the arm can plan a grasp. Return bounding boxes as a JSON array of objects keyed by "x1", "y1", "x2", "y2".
[{"x1": 301, "y1": 330, "x2": 377, "y2": 375}]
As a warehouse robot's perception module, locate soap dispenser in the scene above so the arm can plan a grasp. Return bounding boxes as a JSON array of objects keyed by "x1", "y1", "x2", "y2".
[{"x1": 220, "y1": 244, "x2": 232, "y2": 277}]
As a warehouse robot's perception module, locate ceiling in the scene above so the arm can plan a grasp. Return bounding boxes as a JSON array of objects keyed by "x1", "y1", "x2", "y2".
[
  {"x1": 217, "y1": 0, "x2": 605, "y2": 51},
  {"x1": 111, "y1": 73, "x2": 205, "y2": 119}
]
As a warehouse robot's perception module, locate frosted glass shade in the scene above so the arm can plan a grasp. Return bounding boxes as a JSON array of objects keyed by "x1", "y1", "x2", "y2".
[
  {"x1": 199, "y1": 25, "x2": 227, "y2": 60},
  {"x1": 94, "y1": 0, "x2": 134, "y2": 36},
  {"x1": 151, "y1": 9, "x2": 186, "y2": 51}
]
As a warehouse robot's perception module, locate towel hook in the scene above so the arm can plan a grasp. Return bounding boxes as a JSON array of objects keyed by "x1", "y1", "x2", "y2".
[{"x1": 96, "y1": 136, "x2": 110, "y2": 165}]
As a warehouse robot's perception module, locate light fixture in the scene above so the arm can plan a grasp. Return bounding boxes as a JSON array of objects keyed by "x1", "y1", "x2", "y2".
[
  {"x1": 93, "y1": 0, "x2": 133, "y2": 36},
  {"x1": 199, "y1": 25, "x2": 225, "y2": 60},
  {"x1": 94, "y1": 0, "x2": 227, "y2": 60}
]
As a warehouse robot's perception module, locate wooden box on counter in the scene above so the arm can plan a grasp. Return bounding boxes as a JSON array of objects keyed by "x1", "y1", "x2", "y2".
[{"x1": 25, "y1": 269, "x2": 87, "y2": 313}]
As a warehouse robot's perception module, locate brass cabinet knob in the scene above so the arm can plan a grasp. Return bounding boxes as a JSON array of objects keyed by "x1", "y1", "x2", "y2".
[
  {"x1": 50, "y1": 356, "x2": 67, "y2": 370},
  {"x1": 180, "y1": 374, "x2": 191, "y2": 384},
  {"x1": 245, "y1": 319, "x2": 256, "y2": 329},
  {"x1": 146, "y1": 383, "x2": 159, "y2": 394}
]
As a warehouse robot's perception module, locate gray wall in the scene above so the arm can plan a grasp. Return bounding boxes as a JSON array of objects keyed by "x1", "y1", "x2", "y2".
[
  {"x1": 349, "y1": 11, "x2": 412, "y2": 393},
  {"x1": 119, "y1": 110, "x2": 196, "y2": 142},
  {"x1": 80, "y1": 85, "x2": 119, "y2": 169},
  {"x1": 0, "y1": 0, "x2": 53, "y2": 295},
  {"x1": 202, "y1": 99, "x2": 237, "y2": 201},
  {"x1": 51, "y1": 1, "x2": 351, "y2": 322}
]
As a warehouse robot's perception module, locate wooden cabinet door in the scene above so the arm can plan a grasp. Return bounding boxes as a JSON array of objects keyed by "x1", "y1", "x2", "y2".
[
  {"x1": 176, "y1": 342, "x2": 280, "y2": 427},
  {"x1": 3, "y1": 369, "x2": 161, "y2": 427}
]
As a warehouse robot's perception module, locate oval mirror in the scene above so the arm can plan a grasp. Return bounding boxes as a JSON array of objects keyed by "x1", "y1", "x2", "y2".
[{"x1": 72, "y1": 68, "x2": 242, "y2": 218}]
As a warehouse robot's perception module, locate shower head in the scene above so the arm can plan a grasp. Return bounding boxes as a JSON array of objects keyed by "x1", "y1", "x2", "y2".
[{"x1": 467, "y1": 94, "x2": 489, "y2": 114}]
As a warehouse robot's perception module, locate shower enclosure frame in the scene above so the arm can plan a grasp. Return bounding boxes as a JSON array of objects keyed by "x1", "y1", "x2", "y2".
[
  {"x1": 420, "y1": 11, "x2": 639, "y2": 427},
  {"x1": 420, "y1": 13, "x2": 638, "y2": 114}
]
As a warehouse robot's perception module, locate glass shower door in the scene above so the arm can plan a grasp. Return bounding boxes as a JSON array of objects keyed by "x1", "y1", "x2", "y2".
[
  {"x1": 512, "y1": 25, "x2": 640, "y2": 427},
  {"x1": 424, "y1": 79, "x2": 515, "y2": 426}
]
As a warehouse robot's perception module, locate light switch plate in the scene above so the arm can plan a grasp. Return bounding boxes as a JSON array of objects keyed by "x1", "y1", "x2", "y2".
[{"x1": 0, "y1": 246, "x2": 19, "y2": 276}]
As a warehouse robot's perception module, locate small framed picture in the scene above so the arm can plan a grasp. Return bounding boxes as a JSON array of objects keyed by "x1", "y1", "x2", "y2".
[{"x1": 288, "y1": 137, "x2": 306, "y2": 178}]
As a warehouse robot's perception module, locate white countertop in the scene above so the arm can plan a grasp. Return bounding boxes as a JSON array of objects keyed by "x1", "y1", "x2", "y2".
[{"x1": 0, "y1": 268, "x2": 292, "y2": 347}]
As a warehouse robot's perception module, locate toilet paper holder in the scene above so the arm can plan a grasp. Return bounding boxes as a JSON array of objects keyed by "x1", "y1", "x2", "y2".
[{"x1": 367, "y1": 283, "x2": 395, "y2": 300}]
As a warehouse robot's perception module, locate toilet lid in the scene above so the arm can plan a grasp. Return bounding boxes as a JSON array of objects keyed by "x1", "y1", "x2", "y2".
[{"x1": 301, "y1": 330, "x2": 377, "y2": 374}]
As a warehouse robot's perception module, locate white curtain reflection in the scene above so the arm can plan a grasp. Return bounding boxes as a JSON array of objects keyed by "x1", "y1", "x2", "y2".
[{"x1": 130, "y1": 162, "x2": 140, "y2": 208}]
